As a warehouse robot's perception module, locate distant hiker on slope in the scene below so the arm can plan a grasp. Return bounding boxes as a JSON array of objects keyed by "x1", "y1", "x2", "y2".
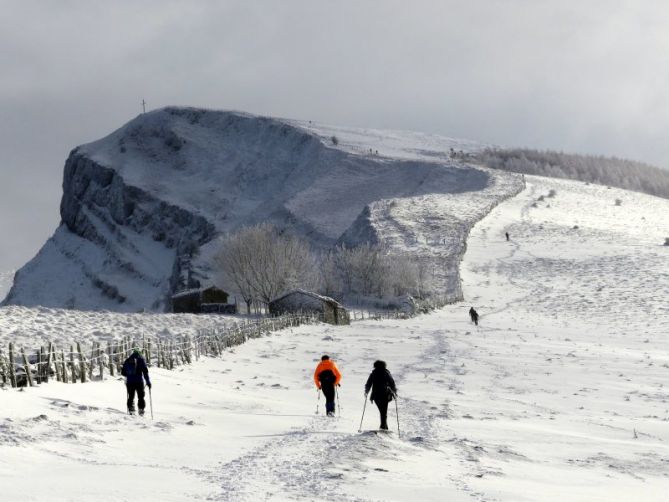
[
  {"x1": 364, "y1": 360, "x2": 397, "y2": 430},
  {"x1": 505, "y1": 231, "x2": 510, "y2": 241},
  {"x1": 469, "y1": 307, "x2": 479, "y2": 326},
  {"x1": 314, "y1": 355, "x2": 342, "y2": 417},
  {"x1": 121, "y1": 348, "x2": 152, "y2": 416}
]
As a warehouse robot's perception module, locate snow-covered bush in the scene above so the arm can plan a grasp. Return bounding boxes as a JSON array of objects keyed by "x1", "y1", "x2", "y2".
[
  {"x1": 615, "y1": 198, "x2": 623, "y2": 206},
  {"x1": 331, "y1": 135, "x2": 339, "y2": 146}
]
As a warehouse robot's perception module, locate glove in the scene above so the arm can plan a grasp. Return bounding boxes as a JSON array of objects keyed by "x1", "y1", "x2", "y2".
[
  {"x1": 147, "y1": 382, "x2": 152, "y2": 389},
  {"x1": 337, "y1": 383, "x2": 341, "y2": 387}
]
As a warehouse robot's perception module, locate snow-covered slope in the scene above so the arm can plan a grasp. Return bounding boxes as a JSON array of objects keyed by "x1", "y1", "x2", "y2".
[
  {"x1": 2, "y1": 176, "x2": 667, "y2": 501},
  {"x1": 4, "y1": 107, "x2": 522, "y2": 312}
]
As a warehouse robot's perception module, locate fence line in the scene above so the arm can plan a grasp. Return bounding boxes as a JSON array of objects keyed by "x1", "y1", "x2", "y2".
[
  {"x1": 0, "y1": 313, "x2": 320, "y2": 388},
  {"x1": 0, "y1": 295, "x2": 452, "y2": 388}
]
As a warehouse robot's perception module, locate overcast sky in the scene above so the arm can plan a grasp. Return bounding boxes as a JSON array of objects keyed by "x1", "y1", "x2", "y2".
[{"x1": 1, "y1": 0, "x2": 668, "y2": 272}]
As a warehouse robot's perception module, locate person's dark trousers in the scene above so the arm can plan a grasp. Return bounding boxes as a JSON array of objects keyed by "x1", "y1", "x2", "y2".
[
  {"x1": 375, "y1": 398, "x2": 389, "y2": 429},
  {"x1": 321, "y1": 383, "x2": 336, "y2": 415},
  {"x1": 126, "y1": 382, "x2": 146, "y2": 413}
]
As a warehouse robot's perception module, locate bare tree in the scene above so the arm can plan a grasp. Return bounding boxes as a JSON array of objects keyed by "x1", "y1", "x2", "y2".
[
  {"x1": 214, "y1": 224, "x2": 318, "y2": 310},
  {"x1": 213, "y1": 232, "x2": 256, "y2": 314},
  {"x1": 326, "y1": 244, "x2": 424, "y2": 299}
]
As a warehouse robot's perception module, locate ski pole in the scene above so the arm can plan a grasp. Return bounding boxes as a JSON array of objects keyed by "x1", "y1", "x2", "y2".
[
  {"x1": 394, "y1": 393, "x2": 400, "y2": 438},
  {"x1": 149, "y1": 387, "x2": 154, "y2": 420},
  {"x1": 358, "y1": 393, "x2": 368, "y2": 432},
  {"x1": 315, "y1": 388, "x2": 320, "y2": 415}
]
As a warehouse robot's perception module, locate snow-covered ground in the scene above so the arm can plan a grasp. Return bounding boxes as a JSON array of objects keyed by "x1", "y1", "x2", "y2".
[
  {"x1": 1, "y1": 176, "x2": 668, "y2": 501},
  {"x1": 289, "y1": 119, "x2": 485, "y2": 161}
]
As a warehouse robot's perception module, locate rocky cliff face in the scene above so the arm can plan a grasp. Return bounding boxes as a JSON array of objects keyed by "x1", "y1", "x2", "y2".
[{"x1": 4, "y1": 107, "x2": 523, "y2": 311}]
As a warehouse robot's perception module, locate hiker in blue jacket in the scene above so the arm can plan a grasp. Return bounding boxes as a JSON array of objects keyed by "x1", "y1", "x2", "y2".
[{"x1": 121, "y1": 348, "x2": 151, "y2": 415}]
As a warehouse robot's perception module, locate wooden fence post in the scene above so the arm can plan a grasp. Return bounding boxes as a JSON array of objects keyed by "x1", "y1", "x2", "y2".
[
  {"x1": 8, "y1": 343, "x2": 17, "y2": 388},
  {"x1": 146, "y1": 338, "x2": 152, "y2": 367},
  {"x1": 60, "y1": 350, "x2": 68, "y2": 383},
  {"x1": 108, "y1": 341, "x2": 115, "y2": 376},
  {"x1": 0, "y1": 351, "x2": 5, "y2": 386},
  {"x1": 76, "y1": 343, "x2": 86, "y2": 383},
  {"x1": 47, "y1": 343, "x2": 55, "y2": 383},
  {"x1": 116, "y1": 341, "x2": 123, "y2": 374},
  {"x1": 98, "y1": 342, "x2": 104, "y2": 380},
  {"x1": 69, "y1": 345, "x2": 78, "y2": 382},
  {"x1": 37, "y1": 346, "x2": 44, "y2": 384},
  {"x1": 20, "y1": 348, "x2": 34, "y2": 387},
  {"x1": 88, "y1": 342, "x2": 96, "y2": 381}
]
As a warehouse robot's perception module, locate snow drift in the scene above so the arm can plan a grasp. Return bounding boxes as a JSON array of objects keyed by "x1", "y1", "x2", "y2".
[{"x1": 4, "y1": 107, "x2": 523, "y2": 311}]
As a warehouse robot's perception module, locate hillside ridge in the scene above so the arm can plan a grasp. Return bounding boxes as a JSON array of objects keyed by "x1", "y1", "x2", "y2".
[{"x1": 4, "y1": 107, "x2": 522, "y2": 311}]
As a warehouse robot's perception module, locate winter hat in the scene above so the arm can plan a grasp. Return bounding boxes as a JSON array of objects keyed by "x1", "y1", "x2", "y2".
[
  {"x1": 321, "y1": 355, "x2": 330, "y2": 361},
  {"x1": 373, "y1": 360, "x2": 386, "y2": 369},
  {"x1": 132, "y1": 347, "x2": 142, "y2": 355}
]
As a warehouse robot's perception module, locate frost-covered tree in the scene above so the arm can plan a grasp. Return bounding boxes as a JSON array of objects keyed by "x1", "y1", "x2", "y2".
[
  {"x1": 474, "y1": 148, "x2": 669, "y2": 199},
  {"x1": 322, "y1": 244, "x2": 425, "y2": 300},
  {"x1": 214, "y1": 224, "x2": 318, "y2": 311}
]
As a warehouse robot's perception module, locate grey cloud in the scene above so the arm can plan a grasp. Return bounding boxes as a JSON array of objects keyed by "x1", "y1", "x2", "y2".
[{"x1": 1, "y1": 0, "x2": 668, "y2": 270}]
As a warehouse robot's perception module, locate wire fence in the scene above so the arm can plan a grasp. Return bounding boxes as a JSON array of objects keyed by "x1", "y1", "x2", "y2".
[
  {"x1": 0, "y1": 294, "x2": 453, "y2": 388},
  {"x1": 0, "y1": 313, "x2": 321, "y2": 388}
]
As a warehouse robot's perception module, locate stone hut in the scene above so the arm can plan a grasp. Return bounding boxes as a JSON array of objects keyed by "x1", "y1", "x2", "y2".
[
  {"x1": 171, "y1": 286, "x2": 235, "y2": 314},
  {"x1": 269, "y1": 289, "x2": 350, "y2": 325}
]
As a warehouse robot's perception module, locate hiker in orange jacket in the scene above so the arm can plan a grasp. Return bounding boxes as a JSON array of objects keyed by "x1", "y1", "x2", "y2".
[{"x1": 313, "y1": 355, "x2": 342, "y2": 416}]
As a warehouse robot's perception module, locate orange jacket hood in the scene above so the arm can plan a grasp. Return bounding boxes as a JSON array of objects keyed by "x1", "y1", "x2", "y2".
[{"x1": 313, "y1": 360, "x2": 342, "y2": 388}]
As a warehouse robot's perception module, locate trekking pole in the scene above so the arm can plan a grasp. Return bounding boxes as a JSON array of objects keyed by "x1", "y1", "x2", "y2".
[
  {"x1": 315, "y1": 388, "x2": 320, "y2": 415},
  {"x1": 358, "y1": 393, "x2": 368, "y2": 432},
  {"x1": 336, "y1": 386, "x2": 342, "y2": 416},
  {"x1": 394, "y1": 393, "x2": 400, "y2": 438},
  {"x1": 149, "y1": 387, "x2": 154, "y2": 420}
]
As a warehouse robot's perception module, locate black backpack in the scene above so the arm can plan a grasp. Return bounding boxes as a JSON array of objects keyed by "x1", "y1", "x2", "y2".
[
  {"x1": 318, "y1": 369, "x2": 336, "y2": 385},
  {"x1": 122, "y1": 357, "x2": 138, "y2": 377}
]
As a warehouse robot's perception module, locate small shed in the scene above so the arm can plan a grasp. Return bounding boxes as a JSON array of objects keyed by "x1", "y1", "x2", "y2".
[
  {"x1": 269, "y1": 289, "x2": 350, "y2": 325},
  {"x1": 171, "y1": 286, "x2": 233, "y2": 314}
]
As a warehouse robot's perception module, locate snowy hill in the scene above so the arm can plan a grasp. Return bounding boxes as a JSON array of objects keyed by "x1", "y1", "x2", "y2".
[
  {"x1": 3, "y1": 107, "x2": 522, "y2": 311},
  {"x1": 2, "y1": 175, "x2": 668, "y2": 501}
]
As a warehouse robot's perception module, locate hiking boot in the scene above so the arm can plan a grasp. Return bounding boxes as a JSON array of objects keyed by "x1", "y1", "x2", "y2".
[
  {"x1": 327, "y1": 411, "x2": 335, "y2": 417},
  {"x1": 138, "y1": 409, "x2": 145, "y2": 416},
  {"x1": 380, "y1": 421, "x2": 388, "y2": 430}
]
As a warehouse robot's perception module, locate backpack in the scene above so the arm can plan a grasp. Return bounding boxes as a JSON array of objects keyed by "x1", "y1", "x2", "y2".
[
  {"x1": 122, "y1": 357, "x2": 138, "y2": 377},
  {"x1": 318, "y1": 369, "x2": 336, "y2": 385}
]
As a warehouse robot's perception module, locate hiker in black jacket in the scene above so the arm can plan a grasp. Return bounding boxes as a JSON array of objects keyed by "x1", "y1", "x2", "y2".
[
  {"x1": 121, "y1": 348, "x2": 152, "y2": 415},
  {"x1": 469, "y1": 307, "x2": 479, "y2": 326},
  {"x1": 364, "y1": 360, "x2": 397, "y2": 430}
]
